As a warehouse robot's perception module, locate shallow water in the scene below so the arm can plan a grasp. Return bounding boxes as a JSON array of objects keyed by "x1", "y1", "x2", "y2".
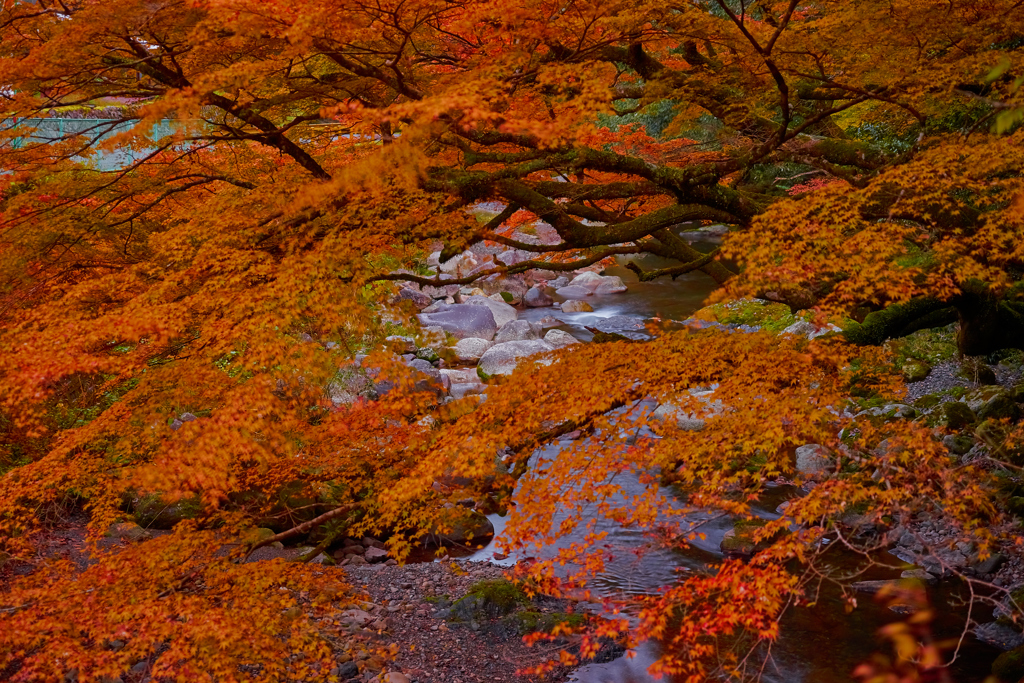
[{"x1": 468, "y1": 262, "x2": 1002, "y2": 683}]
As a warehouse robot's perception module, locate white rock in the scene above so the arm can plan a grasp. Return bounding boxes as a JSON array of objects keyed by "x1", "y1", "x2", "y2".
[
  {"x1": 649, "y1": 390, "x2": 723, "y2": 431},
  {"x1": 450, "y1": 382, "x2": 488, "y2": 399},
  {"x1": 494, "y1": 319, "x2": 540, "y2": 343},
  {"x1": 440, "y1": 368, "x2": 480, "y2": 383},
  {"x1": 452, "y1": 337, "x2": 493, "y2": 362},
  {"x1": 463, "y1": 295, "x2": 518, "y2": 328},
  {"x1": 781, "y1": 320, "x2": 841, "y2": 339},
  {"x1": 568, "y1": 271, "x2": 605, "y2": 291},
  {"x1": 544, "y1": 329, "x2": 580, "y2": 348},
  {"x1": 555, "y1": 285, "x2": 592, "y2": 298},
  {"x1": 594, "y1": 276, "x2": 627, "y2": 294},
  {"x1": 561, "y1": 300, "x2": 594, "y2": 313},
  {"x1": 795, "y1": 444, "x2": 832, "y2": 477},
  {"x1": 478, "y1": 340, "x2": 556, "y2": 377}
]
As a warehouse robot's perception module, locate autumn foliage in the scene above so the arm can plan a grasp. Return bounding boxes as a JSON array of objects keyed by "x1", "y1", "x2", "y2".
[{"x1": 0, "y1": 1, "x2": 1023, "y2": 682}]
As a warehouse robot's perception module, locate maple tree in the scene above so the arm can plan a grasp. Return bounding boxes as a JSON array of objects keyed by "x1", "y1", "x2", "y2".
[{"x1": 0, "y1": 0, "x2": 1022, "y2": 682}]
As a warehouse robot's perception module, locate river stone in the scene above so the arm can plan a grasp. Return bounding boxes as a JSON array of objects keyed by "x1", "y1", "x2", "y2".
[
  {"x1": 463, "y1": 295, "x2": 518, "y2": 328},
  {"x1": 407, "y1": 357, "x2": 434, "y2": 373},
  {"x1": 494, "y1": 319, "x2": 540, "y2": 343},
  {"x1": 977, "y1": 622, "x2": 1024, "y2": 651},
  {"x1": 417, "y1": 303, "x2": 498, "y2": 340},
  {"x1": 441, "y1": 368, "x2": 480, "y2": 383},
  {"x1": 524, "y1": 285, "x2": 554, "y2": 307},
  {"x1": 594, "y1": 276, "x2": 628, "y2": 294},
  {"x1": 544, "y1": 329, "x2": 580, "y2": 348},
  {"x1": 453, "y1": 337, "x2": 493, "y2": 362},
  {"x1": 478, "y1": 340, "x2": 556, "y2": 377},
  {"x1": 568, "y1": 271, "x2": 605, "y2": 290},
  {"x1": 393, "y1": 287, "x2": 433, "y2": 310},
  {"x1": 450, "y1": 382, "x2": 487, "y2": 399},
  {"x1": 439, "y1": 252, "x2": 485, "y2": 277},
  {"x1": 795, "y1": 444, "x2": 831, "y2": 477},
  {"x1": 536, "y1": 315, "x2": 562, "y2": 328},
  {"x1": 384, "y1": 335, "x2": 416, "y2": 354},
  {"x1": 782, "y1": 320, "x2": 840, "y2": 339},
  {"x1": 561, "y1": 299, "x2": 593, "y2": 313},
  {"x1": 555, "y1": 284, "x2": 592, "y2": 298},
  {"x1": 650, "y1": 402, "x2": 705, "y2": 431},
  {"x1": 364, "y1": 547, "x2": 389, "y2": 563}
]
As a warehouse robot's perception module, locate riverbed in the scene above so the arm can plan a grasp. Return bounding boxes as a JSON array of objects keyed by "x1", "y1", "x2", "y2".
[{"x1": 464, "y1": 256, "x2": 1002, "y2": 683}]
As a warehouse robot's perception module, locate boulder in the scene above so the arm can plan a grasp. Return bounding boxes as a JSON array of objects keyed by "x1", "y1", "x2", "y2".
[
  {"x1": 594, "y1": 276, "x2": 628, "y2": 294},
  {"x1": 976, "y1": 622, "x2": 1024, "y2": 651},
  {"x1": 393, "y1": 287, "x2": 433, "y2": 310},
  {"x1": 450, "y1": 382, "x2": 488, "y2": 399},
  {"x1": 943, "y1": 401, "x2": 977, "y2": 430},
  {"x1": 650, "y1": 390, "x2": 721, "y2": 431},
  {"x1": 494, "y1": 319, "x2": 540, "y2": 343},
  {"x1": 902, "y1": 360, "x2": 932, "y2": 383},
  {"x1": 524, "y1": 285, "x2": 554, "y2": 308},
  {"x1": 478, "y1": 340, "x2": 556, "y2": 377},
  {"x1": 454, "y1": 286, "x2": 487, "y2": 303},
  {"x1": 993, "y1": 644, "x2": 1024, "y2": 681},
  {"x1": 417, "y1": 303, "x2": 498, "y2": 340},
  {"x1": 547, "y1": 276, "x2": 569, "y2": 288},
  {"x1": 452, "y1": 337, "x2": 493, "y2": 362},
  {"x1": 960, "y1": 357, "x2": 998, "y2": 384},
  {"x1": 414, "y1": 346, "x2": 440, "y2": 363},
  {"x1": 422, "y1": 509, "x2": 495, "y2": 546},
  {"x1": 384, "y1": 335, "x2": 416, "y2": 354},
  {"x1": 978, "y1": 392, "x2": 1021, "y2": 422},
  {"x1": 794, "y1": 444, "x2": 831, "y2": 477},
  {"x1": 781, "y1": 320, "x2": 841, "y2": 339},
  {"x1": 439, "y1": 252, "x2": 490, "y2": 277},
  {"x1": 132, "y1": 493, "x2": 202, "y2": 530},
  {"x1": 463, "y1": 295, "x2": 518, "y2": 328},
  {"x1": 364, "y1": 547, "x2": 389, "y2": 563},
  {"x1": 943, "y1": 433, "x2": 975, "y2": 455},
  {"x1": 561, "y1": 300, "x2": 593, "y2": 313},
  {"x1": 441, "y1": 368, "x2": 481, "y2": 384},
  {"x1": 568, "y1": 271, "x2": 605, "y2": 290},
  {"x1": 544, "y1": 329, "x2": 580, "y2": 348},
  {"x1": 554, "y1": 285, "x2": 592, "y2": 299}
]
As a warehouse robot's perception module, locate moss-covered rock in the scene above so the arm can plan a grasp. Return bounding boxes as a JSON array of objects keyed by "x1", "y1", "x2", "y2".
[
  {"x1": 978, "y1": 393, "x2": 1022, "y2": 422},
  {"x1": 449, "y1": 580, "x2": 529, "y2": 622},
  {"x1": 132, "y1": 493, "x2": 202, "y2": 530},
  {"x1": 901, "y1": 360, "x2": 932, "y2": 383},
  {"x1": 943, "y1": 402, "x2": 977, "y2": 430},
  {"x1": 508, "y1": 610, "x2": 586, "y2": 636},
  {"x1": 845, "y1": 300, "x2": 957, "y2": 347},
  {"x1": 415, "y1": 347, "x2": 440, "y2": 363},
  {"x1": 720, "y1": 518, "x2": 772, "y2": 559},
  {"x1": 992, "y1": 643, "x2": 1024, "y2": 682},
  {"x1": 691, "y1": 298, "x2": 800, "y2": 333},
  {"x1": 960, "y1": 357, "x2": 998, "y2": 385}
]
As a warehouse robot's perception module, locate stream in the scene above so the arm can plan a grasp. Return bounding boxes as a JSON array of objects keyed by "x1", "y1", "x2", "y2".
[{"x1": 461, "y1": 240, "x2": 1002, "y2": 682}]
